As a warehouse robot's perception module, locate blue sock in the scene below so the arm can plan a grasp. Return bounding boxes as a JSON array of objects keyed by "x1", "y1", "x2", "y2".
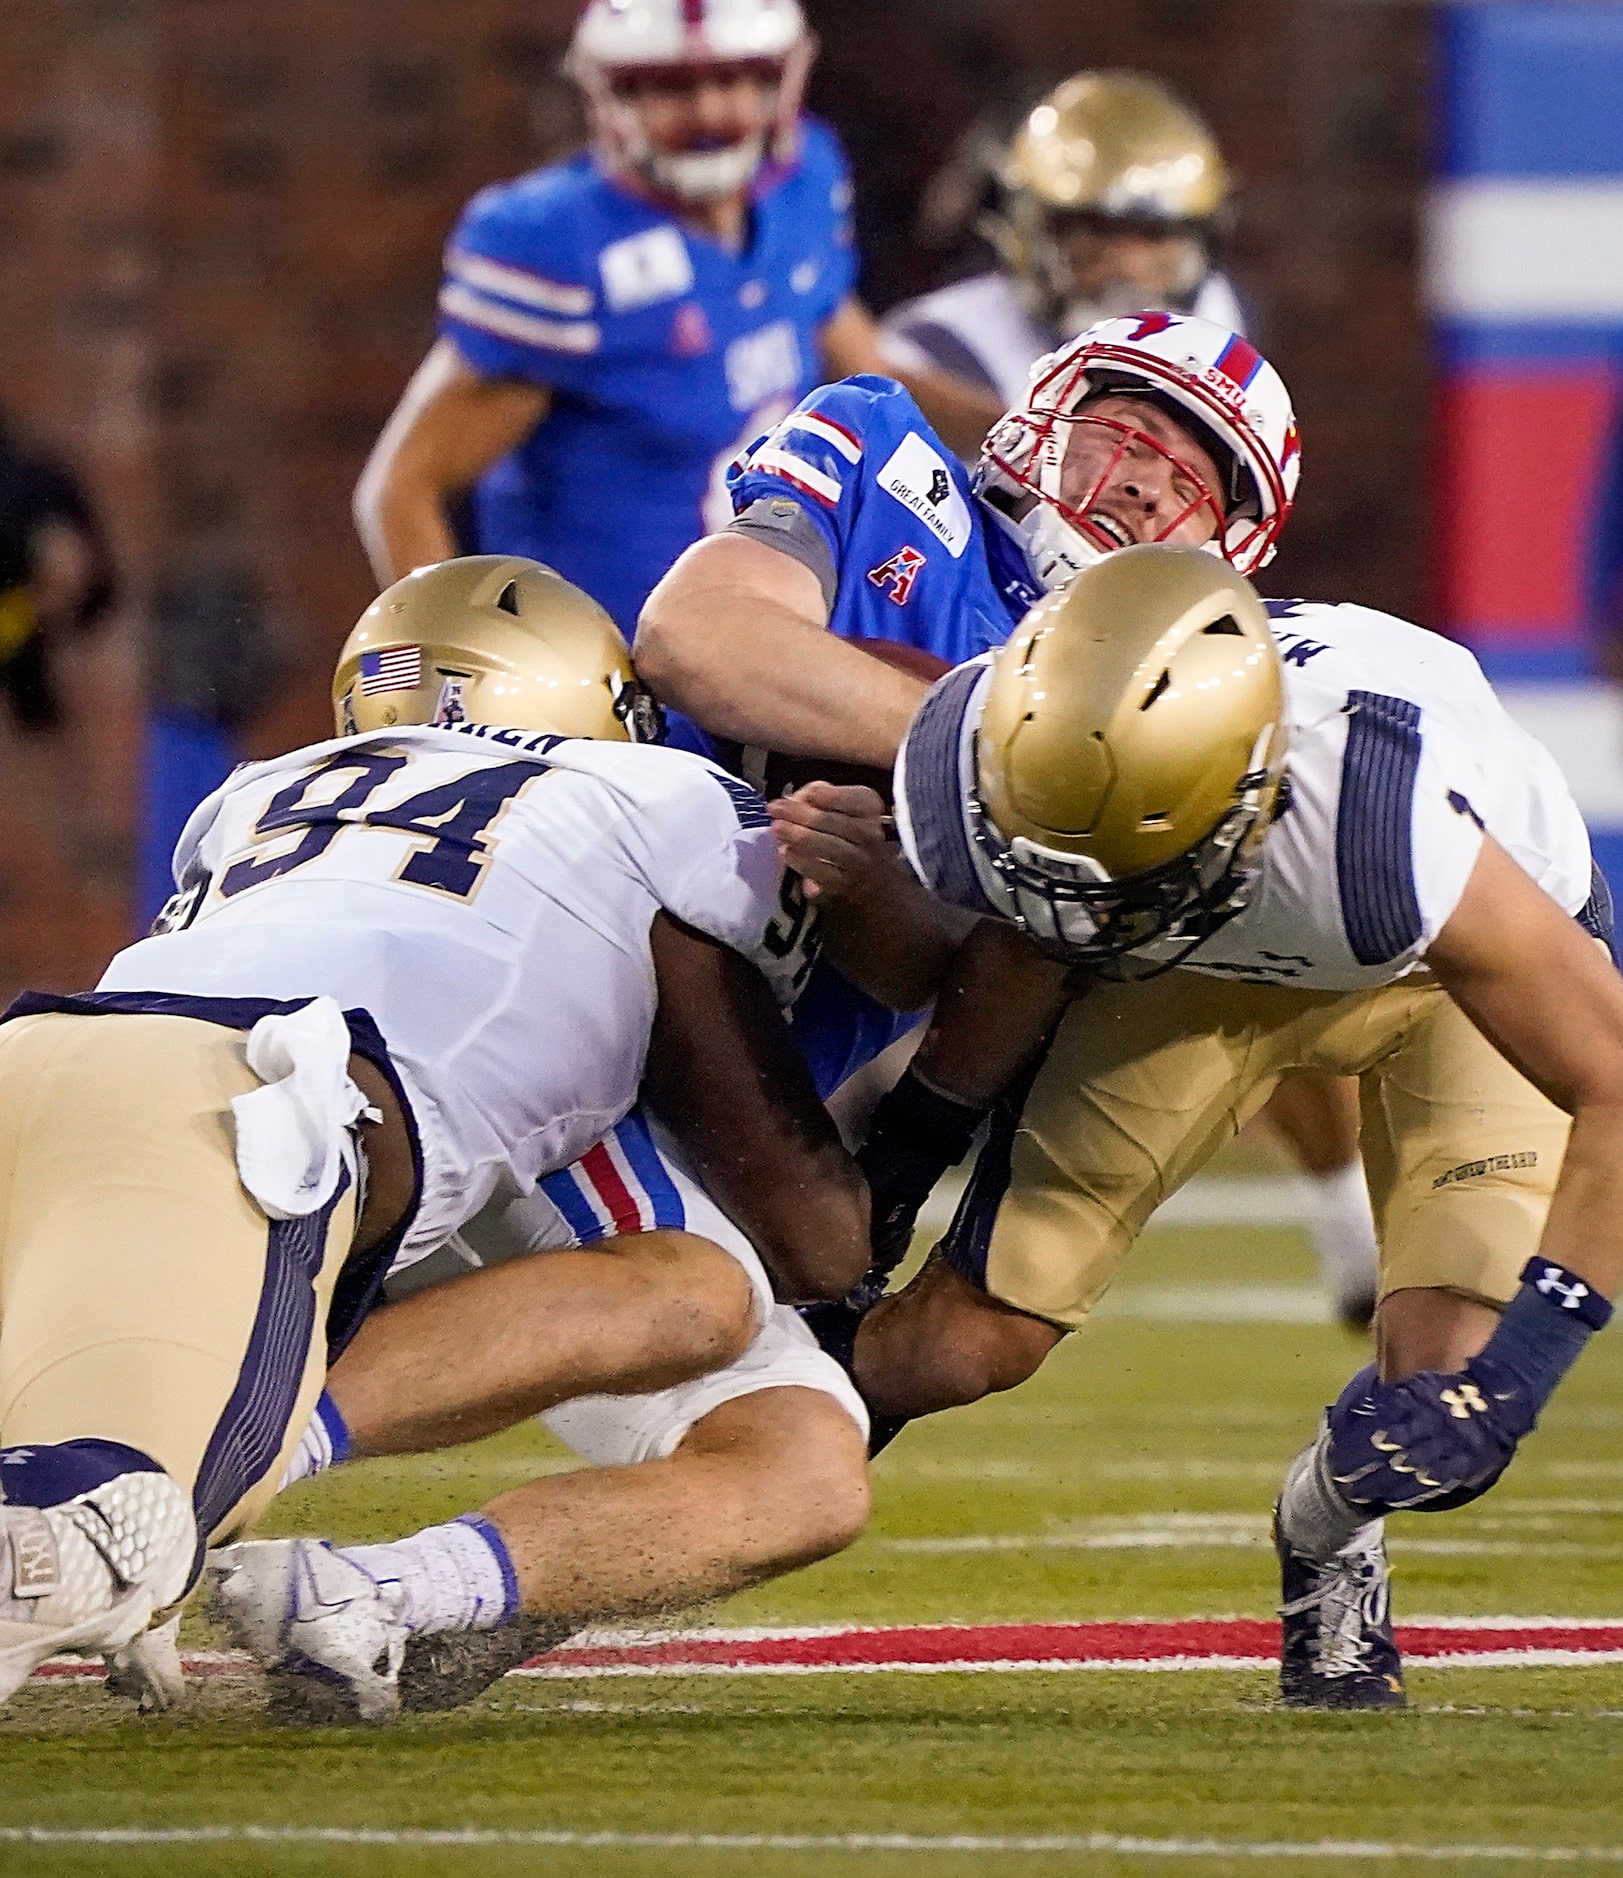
[
  {"x1": 278, "y1": 1391, "x2": 353, "y2": 1490},
  {"x1": 315, "y1": 1391, "x2": 353, "y2": 1467}
]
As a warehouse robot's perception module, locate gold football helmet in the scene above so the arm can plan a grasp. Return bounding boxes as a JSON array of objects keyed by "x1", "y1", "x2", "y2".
[
  {"x1": 332, "y1": 556, "x2": 660, "y2": 742},
  {"x1": 973, "y1": 543, "x2": 1286, "y2": 964},
  {"x1": 988, "y1": 71, "x2": 1231, "y2": 335}
]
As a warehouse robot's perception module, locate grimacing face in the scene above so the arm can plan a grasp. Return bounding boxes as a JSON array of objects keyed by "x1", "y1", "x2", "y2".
[{"x1": 1055, "y1": 393, "x2": 1227, "y2": 551}]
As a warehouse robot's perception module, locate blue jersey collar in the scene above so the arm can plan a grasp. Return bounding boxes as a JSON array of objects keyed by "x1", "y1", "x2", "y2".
[{"x1": 978, "y1": 505, "x2": 1044, "y2": 622}]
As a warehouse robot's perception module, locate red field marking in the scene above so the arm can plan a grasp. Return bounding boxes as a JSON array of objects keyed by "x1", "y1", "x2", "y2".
[{"x1": 31, "y1": 1618, "x2": 1623, "y2": 1685}]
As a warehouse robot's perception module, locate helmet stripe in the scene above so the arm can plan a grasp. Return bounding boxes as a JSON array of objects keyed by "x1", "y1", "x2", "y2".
[
  {"x1": 682, "y1": 0, "x2": 706, "y2": 25},
  {"x1": 1213, "y1": 333, "x2": 1265, "y2": 392}
]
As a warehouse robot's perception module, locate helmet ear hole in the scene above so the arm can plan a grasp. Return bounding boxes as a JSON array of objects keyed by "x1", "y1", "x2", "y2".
[
  {"x1": 1203, "y1": 614, "x2": 1242, "y2": 636},
  {"x1": 495, "y1": 581, "x2": 521, "y2": 617},
  {"x1": 1140, "y1": 668, "x2": 1172, "y2": 711}
]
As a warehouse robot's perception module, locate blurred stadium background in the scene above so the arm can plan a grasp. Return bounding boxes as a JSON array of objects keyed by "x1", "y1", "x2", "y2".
[{"x1": 0, "y1": 0, "x2": 1619, "y2": 988}]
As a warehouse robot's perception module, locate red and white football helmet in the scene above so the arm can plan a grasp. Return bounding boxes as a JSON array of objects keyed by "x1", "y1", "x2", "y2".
[
  {"x1": 567, "y1": 0, "x2": 813, "y2": 204},
  {"x1": 973, "y1": 311, "x2": 1301, "y2": 591}
]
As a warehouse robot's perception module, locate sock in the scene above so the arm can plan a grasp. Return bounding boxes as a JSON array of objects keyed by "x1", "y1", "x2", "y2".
[
  {"x1": 338, "y1": 1514, "x2": 520, "y2": 1636},
  {"x1": 278, "y1": 1391, "x2": 352, "y2": 1491},
  {"x1": 1305, "y1": 1162, "x2": 1379, "y2": 1317},
  {"x1": 1277, "y1": 1423, "x2": 1378, "y2": 1562},
  {"x1": 0, "y1": 1439, "x2": 163, "y2": 1507}
]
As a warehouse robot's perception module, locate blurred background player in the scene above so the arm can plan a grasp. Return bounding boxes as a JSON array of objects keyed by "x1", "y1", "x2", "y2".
[
  {"x1": 354, "y1": 0, "x2": 983, "y2": 637},
  {"x1": 879, "y1": 73, "x2": 1242, "y2": 433},
  {"x1": 876, "y1": 73, "x2": 1373, "y2": 1326}
]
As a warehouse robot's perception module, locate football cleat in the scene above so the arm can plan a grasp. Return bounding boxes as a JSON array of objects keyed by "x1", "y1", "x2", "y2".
[
  {"x1": 1275, "y1": 1508, "x2": 1406, "y2": 1710},
  {"x1": 104, "y1": 1611, "x2": 187, "y2": 1713},
  {"x1": 208, "y1": 1538, "x2": 409, "y2": 1726},
  {"x1": 0, "y1": 1472, "x2": 195, "y2": 1705},
  {"x1": 397, "y1": 1617, "x2": 574, "y2": 1713}
]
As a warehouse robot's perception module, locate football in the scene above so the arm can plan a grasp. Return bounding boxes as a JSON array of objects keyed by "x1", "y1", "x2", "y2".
[{"x1": 719, "y1": 637, "x2": 952, "y2": 804}]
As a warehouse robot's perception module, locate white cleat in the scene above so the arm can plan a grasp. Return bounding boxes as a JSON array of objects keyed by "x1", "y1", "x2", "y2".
[
  {"x1": 0, "y1": 1473, "x2": 195, "y2": 1705},
  {"x1": 208, "y1": 1539, "x2": 408, "y2": 1725},
  {"x1": 105, "y1": 1610, "x2": 187, "y2": 1713}
]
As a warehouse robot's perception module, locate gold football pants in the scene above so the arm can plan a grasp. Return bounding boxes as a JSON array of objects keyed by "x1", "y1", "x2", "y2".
[
  {"x1": 0, "y1": 1012, "x2": 355, "y2": 1542},
  {"x1": 947, "y1": 971, "x2": 1569, "y2": 1328}
]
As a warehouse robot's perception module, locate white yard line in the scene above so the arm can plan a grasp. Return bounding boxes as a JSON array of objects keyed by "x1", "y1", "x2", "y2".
[
  {"x1": 1098, "y1": 1286, "x2": 1330, "y2": 1323},
  {"x1": 3, "y1": 1826, "x2": 1622, "y2": 1861}
]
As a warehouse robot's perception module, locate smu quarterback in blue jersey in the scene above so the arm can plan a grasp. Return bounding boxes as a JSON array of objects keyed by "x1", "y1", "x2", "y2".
[{"x1": 438, "y1": 119, "x2": 856, "y2": 632}]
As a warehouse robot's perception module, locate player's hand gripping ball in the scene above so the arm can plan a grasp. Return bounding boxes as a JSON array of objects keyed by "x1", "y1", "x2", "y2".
[{"x1": 769, "y1": 782, "x2": 893, "y2": 904}]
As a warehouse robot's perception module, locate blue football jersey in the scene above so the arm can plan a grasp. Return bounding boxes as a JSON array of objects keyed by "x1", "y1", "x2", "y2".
[
  {"x1": 438, "y1": 120, "x2": 857, "y2": 633},
  {"x1": 725, "y1": 373, "x2": 1041, "y2": 664}
]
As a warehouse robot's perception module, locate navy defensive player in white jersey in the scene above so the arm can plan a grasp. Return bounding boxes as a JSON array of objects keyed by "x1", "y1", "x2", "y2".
[
  {"x1": 180, "y1": 560, "x2": 890, "y2": 1724},
  {"x1": 354, "y1": 0, "x2": 987, "y2": 634},
  {"x1": 0, "y1": 556, "x2": 874, "y2": 1714},
  {"x1": 811, "y1": 545, "x2": 1623, "y2": 1711},
  {"x1": 874, "y1": 72, "x2": 1375, "y2": 1315}
]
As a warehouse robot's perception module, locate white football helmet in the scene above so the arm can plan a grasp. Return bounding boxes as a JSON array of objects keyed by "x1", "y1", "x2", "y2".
[
  {"x1": 973, "y1": 311, "x2": 1301, "y2": 592},
  {"x1": 567, "y1": 0, "x2": 813, "y2": 204}
]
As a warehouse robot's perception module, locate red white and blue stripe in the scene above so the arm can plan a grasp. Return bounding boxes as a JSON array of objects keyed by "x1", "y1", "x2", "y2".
[
  {"x1": 1426, "y1": 2, "x2": 1623, "y2": 907},
  {"x1": 540, "y1": 1108, "x2": 686, "y2": 1246},
  {"x1": 1211, "y1": 333, "x2": 1265, "y2": 393},
  {"x1": 739, "y1": 409, "x2": 863, "y2": 511}
]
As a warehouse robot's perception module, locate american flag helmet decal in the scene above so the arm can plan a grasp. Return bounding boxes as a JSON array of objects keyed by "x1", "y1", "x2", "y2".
[{"x1": 358, "y1": 646, "x2": 423, "y2": 695}]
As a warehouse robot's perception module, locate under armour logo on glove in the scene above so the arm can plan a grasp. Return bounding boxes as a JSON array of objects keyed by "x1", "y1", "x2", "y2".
[
  {"x1": 1327, "y1": 1363, "x2": 1525, "y2": 1513},
  {"x1": 1533, "y1": 1265, "x2": 1592, "y2": 1311}
]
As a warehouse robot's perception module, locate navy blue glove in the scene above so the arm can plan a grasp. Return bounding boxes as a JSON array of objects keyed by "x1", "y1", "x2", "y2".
[{"x1": 1327, "y1": 1258, "x2": 1612, "y2": 1515}]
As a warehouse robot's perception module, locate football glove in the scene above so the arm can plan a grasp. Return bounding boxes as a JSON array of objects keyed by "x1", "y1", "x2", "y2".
[{"x1": 1327, "y1": 1258, "x2": 1612, "y2": 1514}]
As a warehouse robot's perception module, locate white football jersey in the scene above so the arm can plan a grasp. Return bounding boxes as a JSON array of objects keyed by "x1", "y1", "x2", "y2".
[
  {"x1": 897, "y1": 599, "x2": 1596, "y2": 992},
  {"x1": 879, "y1": 269, "x2": 1248, "y2": 421},
  {"x1": 101, "y1": 724, "x2": 785, "y2": 1259}
]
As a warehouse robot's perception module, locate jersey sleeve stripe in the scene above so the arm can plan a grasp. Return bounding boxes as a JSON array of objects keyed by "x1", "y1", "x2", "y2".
[
  {"x1": 781, "y1": 412, "x2": 863, "y2": 462},
  {"x1": 1336, "y1": 690, "x2": 1425, "y2": 966},
  {"x1": 1578, "y1": 859, "x2": 1617, "y2": 962},
  {"x1": 445, "y1": 248, "x2": 596, "y2": 317},
  {"x1": 881, "y1": 318, "x2": 1001, "y2": 397},
  {"x1": 745, "y1": 446, "x2": 842, "y2": 508},
  {"x1": 438, "y1": 282, "x2": 601, "y2": 355}
]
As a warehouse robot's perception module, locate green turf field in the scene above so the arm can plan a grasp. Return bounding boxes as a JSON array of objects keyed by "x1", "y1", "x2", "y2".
[{"x1": 5, "y1": 1194, "x2": 1623, "y2": 1875}]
